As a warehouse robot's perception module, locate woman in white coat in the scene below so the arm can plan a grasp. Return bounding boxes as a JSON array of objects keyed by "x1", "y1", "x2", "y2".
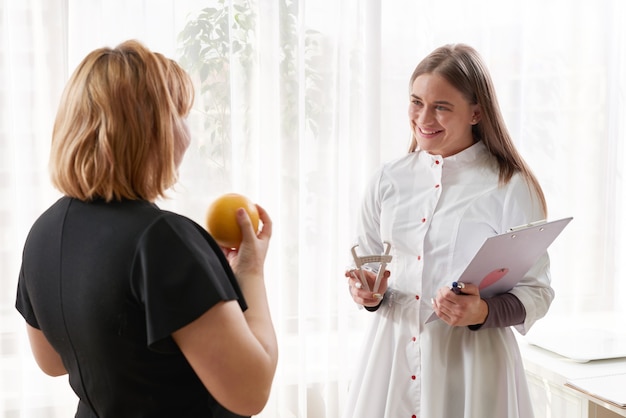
[{"x1": 343, "y1": 44, "x2": 553, "y2": 418}]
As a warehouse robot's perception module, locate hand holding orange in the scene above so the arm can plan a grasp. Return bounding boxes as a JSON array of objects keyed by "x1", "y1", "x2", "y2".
[{"x1": 205, "y1": 193, "x2": 260, "y2": 249}]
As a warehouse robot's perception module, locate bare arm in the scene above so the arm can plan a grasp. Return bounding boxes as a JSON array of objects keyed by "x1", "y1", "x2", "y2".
[
  {"x1": 25, "y1": 323, "x2": 67, "y2": 377},
  {"x1": 173, "y1": 204, "x2": 278, "y2": 416}
]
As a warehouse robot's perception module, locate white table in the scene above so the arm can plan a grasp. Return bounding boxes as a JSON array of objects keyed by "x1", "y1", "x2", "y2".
[{"x1": 518, "y1": 336, "x2": 626, "y2": 418}]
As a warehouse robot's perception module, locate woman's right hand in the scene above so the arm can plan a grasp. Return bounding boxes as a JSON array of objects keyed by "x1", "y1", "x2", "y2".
[
  {"x1": 345, "y1": 268, "x2": 390, "y2": 308},
  {"x1": 223, "y1": 204, "x2": 272, "y2": 281}
]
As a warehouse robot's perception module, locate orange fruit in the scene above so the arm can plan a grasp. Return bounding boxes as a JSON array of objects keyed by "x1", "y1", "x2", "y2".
[{"x1": 205, "y1": 193, "x2": 259, "y2": 249}]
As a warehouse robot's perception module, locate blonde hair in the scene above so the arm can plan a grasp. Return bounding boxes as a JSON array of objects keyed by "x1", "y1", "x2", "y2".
[
  {"x1": 408, "y1": 44, "x2": 547, "y2": 216},
  {"x1": 49, "y1": 39, "x2": 195, "y2": 202}
]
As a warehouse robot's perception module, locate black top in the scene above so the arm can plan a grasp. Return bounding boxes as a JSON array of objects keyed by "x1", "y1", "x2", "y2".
[{"x1": 16, "y1": 197, "x2": 248, "y2": 418}]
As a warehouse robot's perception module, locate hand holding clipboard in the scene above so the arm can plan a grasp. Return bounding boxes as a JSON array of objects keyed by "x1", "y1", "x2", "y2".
[{"x1": 426, "y1": 217, "x2": 573, "y2": 324}]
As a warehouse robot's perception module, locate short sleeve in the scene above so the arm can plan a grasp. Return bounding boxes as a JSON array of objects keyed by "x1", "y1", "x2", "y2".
[
  {"x1": 131, "y1": 214, "x2": 246, "y2": 353},
  {"x1": 15, "y1": 264, "x2": 40, "y2": 328}
]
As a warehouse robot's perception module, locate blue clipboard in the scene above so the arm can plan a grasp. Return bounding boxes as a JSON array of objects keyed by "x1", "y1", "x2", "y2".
[{"x1": 425, "y1": 216, "x2": 573, "y2": 324}]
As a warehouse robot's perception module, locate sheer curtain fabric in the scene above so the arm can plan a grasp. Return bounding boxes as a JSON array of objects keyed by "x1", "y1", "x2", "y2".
[{"x1": 1, "y1": 0, "x2": 624, "y2": 417}]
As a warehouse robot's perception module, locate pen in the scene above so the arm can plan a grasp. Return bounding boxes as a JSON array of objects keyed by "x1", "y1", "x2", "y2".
[
  {"x1": 451, "y1": 281, "x2": 465, "y2": 294},
  {"x1": 507, "y1": 219, "x2": 546, "y2": 232}
]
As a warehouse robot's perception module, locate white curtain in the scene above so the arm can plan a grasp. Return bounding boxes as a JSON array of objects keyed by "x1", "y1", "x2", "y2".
[{"x1": 1, "y1": 0, "x2": 624, "y2": 417}]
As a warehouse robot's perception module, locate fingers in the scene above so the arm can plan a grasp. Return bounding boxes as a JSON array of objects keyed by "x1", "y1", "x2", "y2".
[
  {"x1": 433, "y1": 283, "x2": 483, "y2": 326},
  {"x1": 458, "y1": 282, "x2": 479, "y2": 296},
  {"x1": 345, "y1": 270, "x2": 385, "y2": 307},
  {"x1": 254, "y1": 204, "x2": 272, "y2": 240},
  {"x1": 348, "y1": 269, "x2": 369, "y2": 291},
  {"x1": 236, "y1": 208, "x2": 255, "y2": 240},
  {"x1": 344, "y1": 269, "x2": 391, "y2": 292},
  {"x1": 229, "y1": 204, "x2": 272, "y2": 276},
  {"x1": 377, "y1": 270, "x2": 391, "y2": 291},
  {"x1": 234, "y1": 203, "x2": 272, "y2": 242}
]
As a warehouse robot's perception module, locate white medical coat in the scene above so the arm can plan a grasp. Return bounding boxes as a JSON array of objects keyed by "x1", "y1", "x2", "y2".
[{"x1": 343, "y1": 141, "x2": 554, "y2": 418}]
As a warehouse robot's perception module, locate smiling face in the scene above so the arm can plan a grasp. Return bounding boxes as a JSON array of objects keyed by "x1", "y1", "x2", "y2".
[{"x1": 409, "y1": 73, "x2": 480, "y2": 157}]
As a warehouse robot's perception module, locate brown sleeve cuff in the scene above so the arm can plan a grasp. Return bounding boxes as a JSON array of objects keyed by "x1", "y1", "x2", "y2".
[
  {"x1": 468, "y1": 292, "x2": 526, "y2": 330},
  {"x1": 364, "y1": 294, "x2": 384, "y2": 312}
]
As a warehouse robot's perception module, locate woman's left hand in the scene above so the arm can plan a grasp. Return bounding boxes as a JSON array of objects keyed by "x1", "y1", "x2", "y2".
[{"x1": 432, "y1": 283, "x2": 488, "y2": 327}]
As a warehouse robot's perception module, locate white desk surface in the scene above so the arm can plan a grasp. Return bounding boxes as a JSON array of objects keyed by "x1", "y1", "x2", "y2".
[
  {"x1": 565, "y1": 374, "x2": 626, "y2": 412},
  {"x1": 517, "y1": 314, "x2": 626, "y2": 417},
  {"x1": 518, "y1": 337, "x2": 626, "y2": 383}
]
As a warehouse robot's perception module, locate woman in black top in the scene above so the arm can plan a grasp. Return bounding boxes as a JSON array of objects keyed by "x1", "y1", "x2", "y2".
[{"x1": 16, "y1": 39, "x2": 278, "y2": 418}]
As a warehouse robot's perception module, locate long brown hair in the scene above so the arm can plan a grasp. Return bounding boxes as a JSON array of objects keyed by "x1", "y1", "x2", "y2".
[
  {"x1": 49, "y1": 39, "x2": 195, "y2": 202},
  {"x1": 408, "y1": 44, "x2": 547, "y2": 215}
]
